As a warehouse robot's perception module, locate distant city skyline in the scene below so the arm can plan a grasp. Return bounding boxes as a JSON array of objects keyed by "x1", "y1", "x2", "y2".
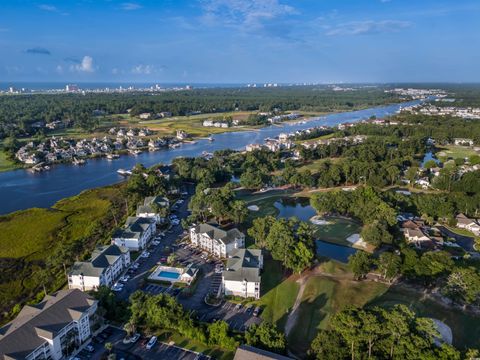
[{"x1": 1, "y1": 0, "x2": 479, "y2": 83}]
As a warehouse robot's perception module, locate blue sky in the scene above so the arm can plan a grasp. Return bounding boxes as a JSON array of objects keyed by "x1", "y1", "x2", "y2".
[{"x1": 0, "y1": 0, "x2": 479, "y2": 83}]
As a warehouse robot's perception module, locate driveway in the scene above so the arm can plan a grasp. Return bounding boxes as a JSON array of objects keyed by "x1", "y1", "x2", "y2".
[{"x1": 436, "y1": 225, "x2": 475, "y2": 251}]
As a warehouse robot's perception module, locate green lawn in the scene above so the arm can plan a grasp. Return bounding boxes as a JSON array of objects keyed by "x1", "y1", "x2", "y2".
[
  {"x1": 367, "y1": 284, "x2": 480, "y2": 350},
  {"x1": 313, "y1": 216, "x2": 362, "y2": 247},
  {"x1": 288, "y1": 269, "x2": 388, "y2": 355},
  {"x1": 436, "y1": 145, "x2": 479, "y2": 160},
  {"x1": 154, "y1": 330, "x2": 234, "y2": 360},
  {"x1": 255, "y1": 259, "x2": 300, "y2": 330},
  {"x1": 166, "y1": 332, "x2": 235, "y2": 360},
  {"x1": 0, "y1": 185, "x2": 127, "y2": 325},
  {"x1": 0, "y1": 151, "x2": 21, "y2": 172}
]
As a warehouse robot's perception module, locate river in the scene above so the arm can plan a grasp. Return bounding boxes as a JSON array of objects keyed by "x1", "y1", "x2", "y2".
[{"x1": 0, "y1": 99, "x2": 422, "y2": 214}]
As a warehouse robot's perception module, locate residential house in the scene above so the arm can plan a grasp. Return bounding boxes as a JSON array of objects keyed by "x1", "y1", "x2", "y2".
[
  {"x1": 112, "y1": 216, "x2": 156, "y2": 251},
  {"x1": 222, "y1": 249, "x2": 263, "y2": 299},
  {"x1": 176, "y1": 130, "x2": 188, "y2": 140},
  {"x1": 456, "y1": 213, "x2": 480, "y2": 235},
  {"x1": 136, "y1": 196, "x2": 170, "y2": 224},
  {"x1": 138, "y1": 112, "x2": 151, "y2": 120},
  {"x1": 245, "y1": 144, "x2": 263, "y2": 152},
  {"x1": 404, "y1": 228, "x2": 432, "y2": 248},
  {"x1": 190, "y1": 223, "x2": 245, "y2": 258},
  {"x1": 68, "y1": 244, "x2": 130, "y2": 291},
  {"x1": 0, "y1": 289, "x2": 98, "y2": 360},
  {"x1": 453, "y1": 138, "x2": 474, "y2": 146}
]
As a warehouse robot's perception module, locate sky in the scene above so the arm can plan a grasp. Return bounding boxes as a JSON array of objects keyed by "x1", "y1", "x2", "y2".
[{"x1": 0, "y1": 0, "x2": 479, "y2": 84}]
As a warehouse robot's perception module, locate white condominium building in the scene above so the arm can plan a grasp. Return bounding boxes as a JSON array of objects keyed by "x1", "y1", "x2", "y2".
[
  {"x1": 189, "y1": 223, "x2": 245, "y2": 258},
  {"x1": 68, "y1": 244, "x2": 130, "y2": 291}
]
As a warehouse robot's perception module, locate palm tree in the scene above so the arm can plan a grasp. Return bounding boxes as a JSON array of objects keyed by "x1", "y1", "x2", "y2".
[{"x1": 104, "y1": 342, "x2": 113, "y2": 354}]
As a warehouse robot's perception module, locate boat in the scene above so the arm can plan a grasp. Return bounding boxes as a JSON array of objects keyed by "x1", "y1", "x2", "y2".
[
  {"x1": 208, "y1": 136, "x2": 214, "y2": 142},
  {"x1": 117, "y1": 169, "x2": 132, "y2": 176},
  {"x1": 128, "y1": 149, "x2": 143, "y2": 156},
  {"x1": 72, "y1": 158, "x2": 86, "y2": 165},
  {"x1": 107, "y1": 154, "x2": 120, "y2": 160}
]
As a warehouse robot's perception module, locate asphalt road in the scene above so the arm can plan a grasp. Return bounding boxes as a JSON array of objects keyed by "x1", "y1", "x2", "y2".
[{"x1": 116, "y1": 186, "x2": 193, "y2": 301}]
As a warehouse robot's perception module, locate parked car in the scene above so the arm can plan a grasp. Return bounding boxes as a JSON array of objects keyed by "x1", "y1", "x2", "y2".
[
  {"x1": 235, "y1": 303, "x2": 242, "y2": 311},
  {"x1": 119, "y1": 275, "x2": 130, "y2": 282},
  {"x1": 131, "y1": 333, "x2": 141, "y2": 343},
  {"x1": 85, "y1": 344, "x2": 95, "y2": 352},
  {"x1": 146, "y1": 336, "x2": 157, "y2": 350},
  {"x1": 253, "y1": 306, "x2": 261, "y2": 317},
  {"x1": 112, "y1": 283, "x2": 124, "y2": 292}
]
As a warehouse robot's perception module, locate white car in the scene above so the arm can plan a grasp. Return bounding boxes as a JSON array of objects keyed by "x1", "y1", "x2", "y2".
[
  {"x1": 119, "y1": 275, "x2": 130, "y2": 282},
  {"x1": 146, "y1": 336, "x2": 157, "y2": 350},
  {"x1": 132, "y1": 262, "x2": 140, "y2": 269},
  {"x1": 141, "y1": 251, "x2": 150, "y2": 258},
  {"x1": 112, "y1": 283, "x2": 124, "y2": 292}
]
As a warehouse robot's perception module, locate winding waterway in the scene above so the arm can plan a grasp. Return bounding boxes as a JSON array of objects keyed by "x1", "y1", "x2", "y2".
[{"x1": 0, "y1": 99, "x2": 422, "y2": 214}]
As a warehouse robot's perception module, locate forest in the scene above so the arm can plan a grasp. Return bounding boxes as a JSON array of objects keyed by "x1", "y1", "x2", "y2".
[{"x1": 0, "y1": 86, "x2": 401, "y2": 139}]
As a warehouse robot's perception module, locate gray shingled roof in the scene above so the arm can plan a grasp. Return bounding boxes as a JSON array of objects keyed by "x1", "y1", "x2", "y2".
[
  {"x1": 194, "y1": 223, "x2": 244, "y2": 245},
  {"x1": 114, "y1": 216, "x2": 154, "y2": 239},
  {"x1": 456, "y1": 213, "x2": 477, "y2": 226},
  {"x1": 136, "y1": 196, "x2": 169, "y2": 215},
  {"x1": 0, "y1": 289, "x2": 96, "y2": 360},
  {"x1": 234, "y1": 345, "x2": 292, "y2": 360},
  {"x1": 223, "y1": 249, "x2": 262, "y2": 282},
  {"x1": 69, "y1": 244, "x2": 127, "y2": 277}
]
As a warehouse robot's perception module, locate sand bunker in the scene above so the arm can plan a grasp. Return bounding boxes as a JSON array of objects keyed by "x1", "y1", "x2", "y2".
[
  {"x1": 309, "y1": 216, "x2": 333, "y2": 225},
  {"x1": 346, "y1": 234, "x2": 369, "y2": 249},
  {"x1": 247, "y1": 205, "x2": 259, "y2": 211}
]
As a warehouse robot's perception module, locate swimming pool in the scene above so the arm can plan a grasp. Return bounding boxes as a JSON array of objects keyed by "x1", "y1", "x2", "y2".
[{"x1": 158, "y1": 271, "x2": 180, "y2": 280}]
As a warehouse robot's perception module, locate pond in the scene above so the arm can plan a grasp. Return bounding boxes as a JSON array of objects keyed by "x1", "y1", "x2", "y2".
[
  {"x1": 421, "y1": 151, "x2": 440, "y2": 167},
  {"x1": 273, "y1": 197, "x2": 359, "y2": 263}
]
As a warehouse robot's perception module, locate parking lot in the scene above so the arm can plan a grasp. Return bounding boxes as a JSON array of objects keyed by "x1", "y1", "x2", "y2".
[{"x1": 127, "y1": 340, "x2": 211, "y2": 360}]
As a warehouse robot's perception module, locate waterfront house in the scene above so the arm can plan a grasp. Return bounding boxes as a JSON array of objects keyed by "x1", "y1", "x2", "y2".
[
  {"x1": 176, "y1": 130, "x2": 188, "y2": 140},
  {"x1": 456, "y1": 213, "x2": 480, "y2": 235},
  {"x1": 136, "y1": 195, "x2": 170, "y2": 224},
  {"x1": 189, "y1": 223, "x2": 245, "y2": 258},
  {"x1": 245, "y1": 143, "x2": 264, "y2": 152},
  {"x1": 0, "y1": 289, "x2": 98, "y2": 360},
  {"x1": 222, "y1": 249, "x2": 263, "y2": 299},
  {"x1": 112, "y1": 216, "x2": 156, "y2": 251},
  {"x1": 68, "y1": 244, "x2": 130, "y2": 291}
]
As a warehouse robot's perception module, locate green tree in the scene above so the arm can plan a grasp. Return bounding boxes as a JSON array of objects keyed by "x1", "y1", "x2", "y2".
[
  {"x1": 309, "y1": 330, "x2": 349, "y2": 360},
  {"x1": 207, "y1": 320, "x2": 237, "y2": 350},
  {"x1": 444, "y1": 267, "x2": 480, "y2": 304},
  {"x1": 248, "y1": 216, "x2": 275, "y2": 248},
  {"x1": 377, "y1": 252, "x2": 401, "y2": 283},
  {"x1": 230, "y1": 200, "x2": 248, "y2": 224},
  {"x1": 348, "y1": 251, "x2": 372, "y2": 280},
  {"x1": 245, "y1": 322, "x2": 286, "y2": 354},
  {"x1": 361, "y1": 221, "x2": 393, "y2": 247}
]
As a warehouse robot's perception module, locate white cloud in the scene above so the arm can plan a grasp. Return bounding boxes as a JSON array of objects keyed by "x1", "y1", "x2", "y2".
[
  {"x1": 38, "y1": 4, "x2": 57, "y2": 12},
  {"x1": 326, "y1": 20, "x2": 411, "y2": 36},
  {"x1": 55, "y1": 65, "x2": 64, "y2": 74},
  {"x1": 131, "y1": 64, "x2": 155, "y2": 75},
  {"x1": 120, "y1": 2, "x2": 142, "y2": 11},
  {"x1": 70, "y1": 56, "x2": 95, "y2": 73},
  {"x1": 200, "y1": 0, "x2": 297, "y2": 28}
]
